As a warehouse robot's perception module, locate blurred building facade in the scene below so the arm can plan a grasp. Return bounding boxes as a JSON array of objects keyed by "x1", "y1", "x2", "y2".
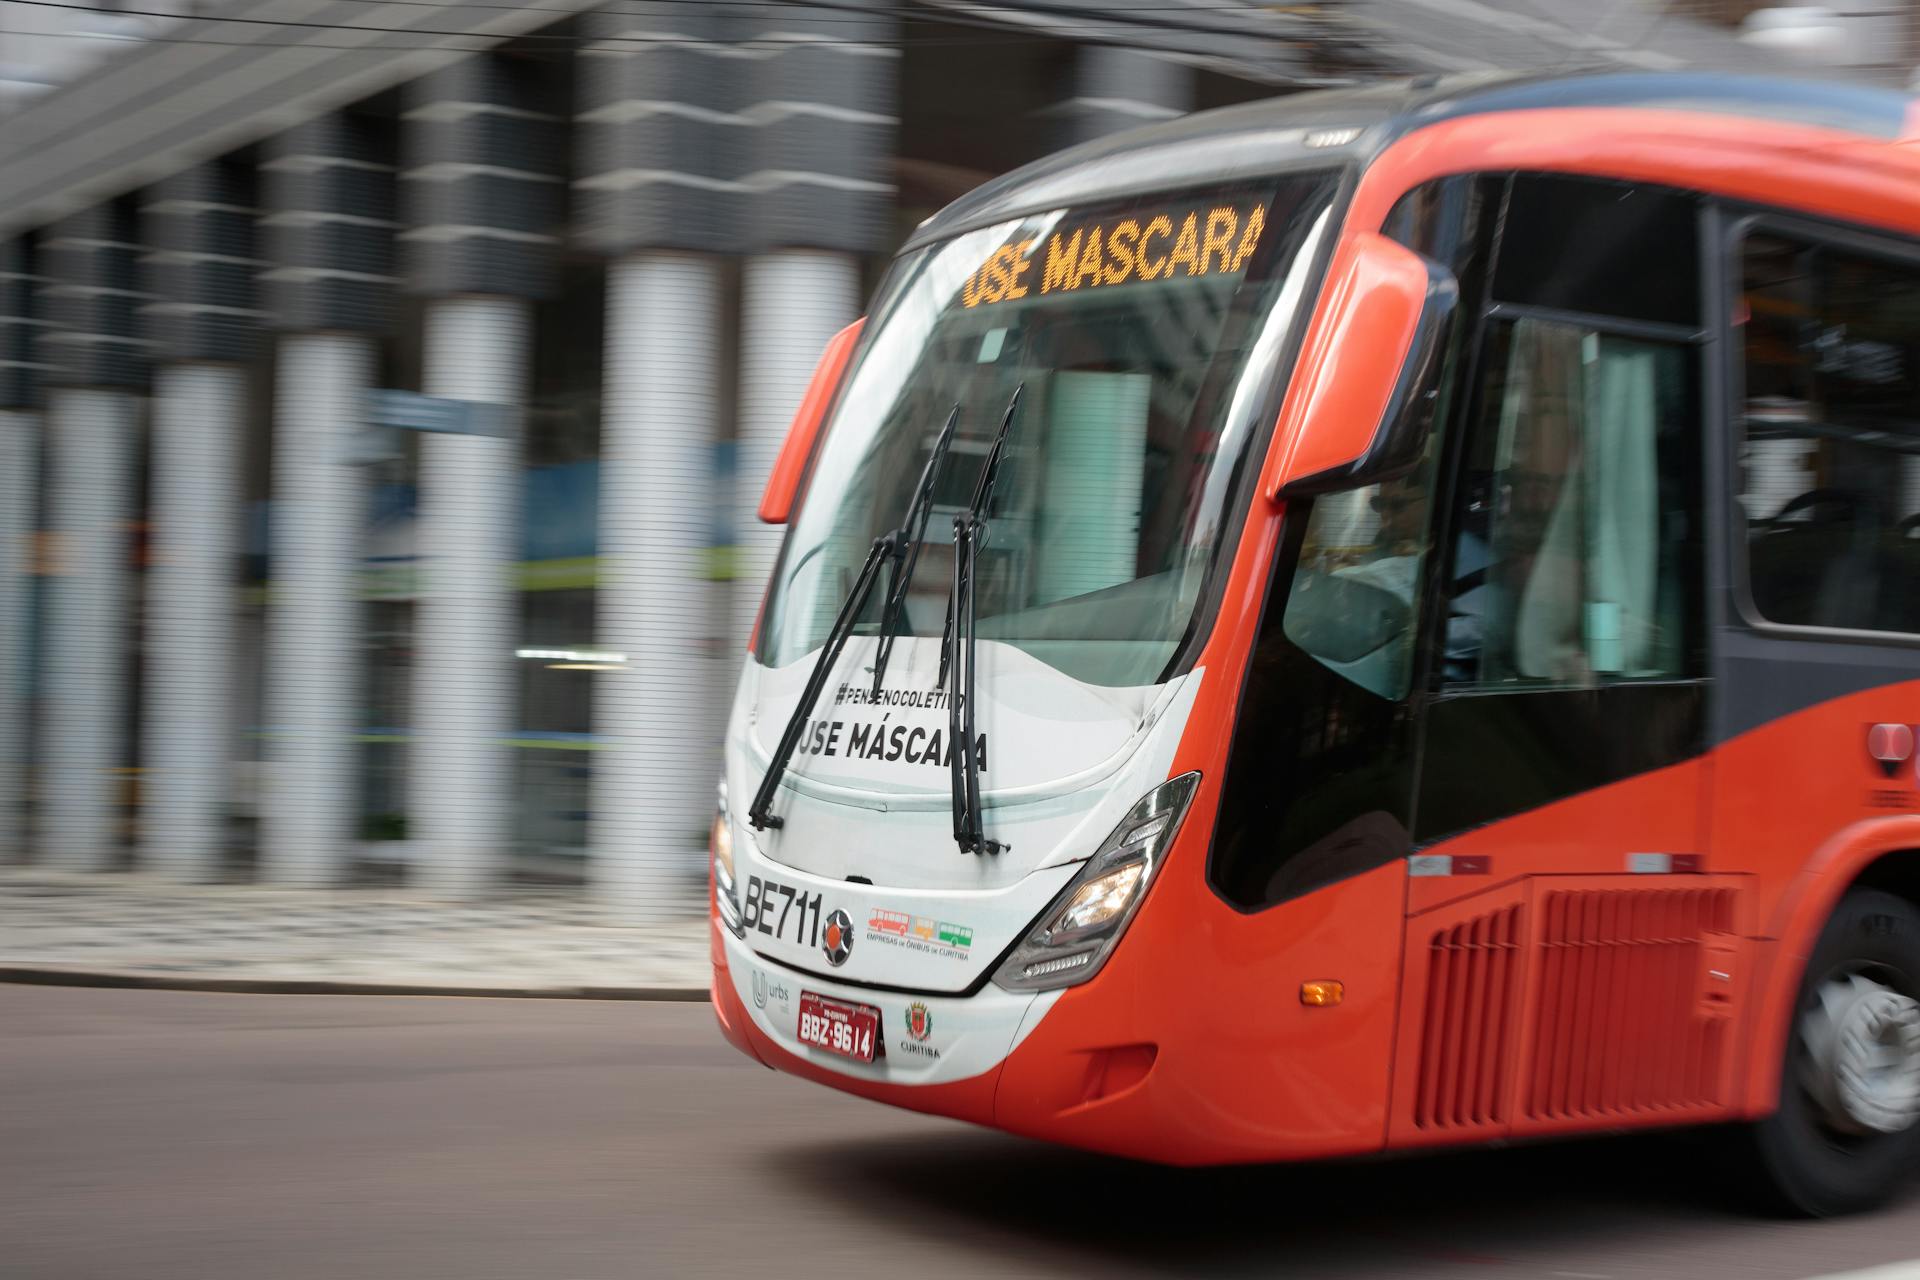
[{"x1": 0, "y1": 0, "x2": 1884, "y2": 919}]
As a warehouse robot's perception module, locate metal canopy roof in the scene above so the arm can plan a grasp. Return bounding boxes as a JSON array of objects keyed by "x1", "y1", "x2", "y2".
[{"x1": 0, "y1": 0, "x2": 603, "y2": 236}]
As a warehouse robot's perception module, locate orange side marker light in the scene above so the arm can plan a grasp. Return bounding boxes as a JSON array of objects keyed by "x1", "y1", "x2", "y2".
[{"x1": 1300, "y1": 980, "x2": 1345, "y2": 1008}]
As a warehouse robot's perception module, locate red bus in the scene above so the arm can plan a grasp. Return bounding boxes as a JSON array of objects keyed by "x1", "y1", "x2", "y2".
[{"x1": 711, "y1": 71, "x2": 1920, "y2": 1216}]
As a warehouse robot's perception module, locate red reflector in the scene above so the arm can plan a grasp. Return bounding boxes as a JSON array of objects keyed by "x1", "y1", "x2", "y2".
[{"x1": 1452, "y1": 855, "x2": 1491, "y2": 876}]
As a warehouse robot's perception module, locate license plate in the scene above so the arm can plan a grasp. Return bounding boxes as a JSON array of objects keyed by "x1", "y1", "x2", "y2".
[{"x1": 797, "y1": 991, "x2": 881, "y2": 1063}]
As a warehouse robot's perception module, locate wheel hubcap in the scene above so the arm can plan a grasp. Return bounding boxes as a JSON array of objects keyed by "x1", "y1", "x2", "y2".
[{"x1": 1800, "y1": 971, "x2": 1920, "y2": 1136}]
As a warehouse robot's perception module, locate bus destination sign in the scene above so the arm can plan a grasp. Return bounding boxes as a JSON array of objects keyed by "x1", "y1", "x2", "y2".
[{"x1": 960, "y1": 199, "x2": 1267, "y2": 310}]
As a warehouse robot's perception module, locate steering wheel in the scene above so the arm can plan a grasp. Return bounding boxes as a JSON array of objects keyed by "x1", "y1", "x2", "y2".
[{"x1": 1772, "y1": 487, "x2": 1865, "y2": 526}]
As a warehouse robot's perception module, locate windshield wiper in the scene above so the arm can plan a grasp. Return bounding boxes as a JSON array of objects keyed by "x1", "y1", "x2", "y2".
[
  {"x1": 748, "y1": 402, "x2": 963, "y2": 833},
  {"x1": 747, "y1": 535, "x2": 889, "y2": 832},
  {"x1": 941, "y1": 384, "x2": 1024, "y2": 857},
  {"x1": 870, "y1": 403, "x2": 961, "y2": 695}
]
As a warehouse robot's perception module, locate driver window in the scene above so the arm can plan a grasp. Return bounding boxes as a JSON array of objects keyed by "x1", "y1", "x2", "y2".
[{"x1": 1442, "y1": 317, "x2": 1697, "y2": 688}]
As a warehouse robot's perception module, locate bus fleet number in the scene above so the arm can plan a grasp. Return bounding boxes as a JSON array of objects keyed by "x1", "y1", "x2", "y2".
[{"x1": 743, "y1": 875, "x2": 824, "y2": 947}]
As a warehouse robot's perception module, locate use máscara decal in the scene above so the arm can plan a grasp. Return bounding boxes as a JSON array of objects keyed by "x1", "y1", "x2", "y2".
[{"x1": 795, "y1": 709, "x2": 987, "y2": 774}]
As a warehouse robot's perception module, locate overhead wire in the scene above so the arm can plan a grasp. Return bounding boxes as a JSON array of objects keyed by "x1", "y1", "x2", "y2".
[
  {"x1": 0, "y1": 25, "x2": 1313, "y2": 53},
  {"x1": 1, "y1": 0, "x2": 1352, "y2": 19},
  {"x1": 0, "y1": 0, "x2": 1344, "y2": 43}
]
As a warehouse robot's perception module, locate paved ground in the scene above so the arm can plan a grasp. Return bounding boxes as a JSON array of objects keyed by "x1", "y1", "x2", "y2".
[
  {"x1": 0, "y1": 870, "x2": 708, "y2": 994},
  {"x1": 6, "y1": 985, "x2": 1920, "y2": 1280}
]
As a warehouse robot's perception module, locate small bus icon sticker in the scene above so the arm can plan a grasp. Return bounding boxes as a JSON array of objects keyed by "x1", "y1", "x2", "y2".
[{"x1": 868, "y1": 909, "x2": 910, "y2": 936}]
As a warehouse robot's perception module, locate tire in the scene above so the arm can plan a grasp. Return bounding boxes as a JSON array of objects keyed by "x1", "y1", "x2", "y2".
[{"x1": 1745, "y1": 887, "x2": 1920, "y2": 1217}]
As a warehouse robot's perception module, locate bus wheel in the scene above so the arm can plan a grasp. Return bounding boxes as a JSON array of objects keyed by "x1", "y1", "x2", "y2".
[{"x1": 1749, "y1": 887, "x2": 1920, "y2": 1217}]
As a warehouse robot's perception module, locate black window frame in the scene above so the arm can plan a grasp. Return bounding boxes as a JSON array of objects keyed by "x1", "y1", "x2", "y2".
[{"x1": 1425, "y1": 179, "x2": 1713, "y2": 700}]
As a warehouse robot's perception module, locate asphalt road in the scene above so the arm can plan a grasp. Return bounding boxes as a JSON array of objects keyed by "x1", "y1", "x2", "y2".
[{"x1": 4, "y1": 985, "x2": 1920, "y2": 1280}]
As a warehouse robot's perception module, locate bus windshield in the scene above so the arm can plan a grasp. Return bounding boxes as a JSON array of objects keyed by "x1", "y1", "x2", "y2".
[{"x1": 758, "y1": 173, "x2": 1341, "y2": 688}]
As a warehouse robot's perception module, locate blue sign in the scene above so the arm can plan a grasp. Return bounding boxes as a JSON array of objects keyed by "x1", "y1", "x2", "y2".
[{"x1": 366, "y1": 389, "x2": 506, "y2": 437}]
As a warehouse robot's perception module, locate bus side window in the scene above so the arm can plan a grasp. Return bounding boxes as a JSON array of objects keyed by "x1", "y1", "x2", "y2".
[
  {"x1": 1441, "y1": 317, "x2": 1697, "y2": 688},
  {"x1": 1739, "y1": 231, "x2": 1920, "y2": 635}
]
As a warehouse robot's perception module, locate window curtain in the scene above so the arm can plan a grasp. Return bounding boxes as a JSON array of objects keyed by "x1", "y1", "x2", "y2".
[
  {"x1": 1508, "y1": 321, "x2": 1663, "y2": 680},
  {"x1": 1582, "y1": 337, "x2": 1661, "y2": 674}
]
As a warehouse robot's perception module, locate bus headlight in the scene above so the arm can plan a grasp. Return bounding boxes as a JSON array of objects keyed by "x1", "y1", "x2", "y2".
[
  {"x1": 712, "y1": 778, "x2": 743, "y2": 937},
  {"x1": 992, "y1": 772, "x2": 1199, "y2": 992}
]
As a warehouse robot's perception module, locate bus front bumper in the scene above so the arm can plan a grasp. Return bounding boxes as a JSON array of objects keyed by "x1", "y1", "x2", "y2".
[{"x1": 711, "y1": 917, "x2": 1029, "y2": 1125}]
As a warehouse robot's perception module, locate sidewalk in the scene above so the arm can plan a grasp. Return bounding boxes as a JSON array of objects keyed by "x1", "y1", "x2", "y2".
[{"x1": 0, "y1": 870, "x2": 711, "y2": 999}]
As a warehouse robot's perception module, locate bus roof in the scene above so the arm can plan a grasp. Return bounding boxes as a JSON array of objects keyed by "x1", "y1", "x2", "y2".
[{"x1": 905, "y1": 71, "x2": 1918, "y2": 251}]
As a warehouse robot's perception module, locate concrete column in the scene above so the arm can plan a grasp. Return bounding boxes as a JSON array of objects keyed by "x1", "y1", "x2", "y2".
[
  {"x1": 409, "y1": 296, "x2": 529, "y2": 897},
  {"x1": 575, "y1": 1, "x2": 896, "y2": 920},
  {"x1": 0, "y1": 409, "x2": 37, "y2": 861},
  {"x1": 733, "y1": 252, "x2": 861, "y2": 664},
  {"x1": 1054, "y1": 46, "x2": 1192, "y2": 150},
  {"x1": 0, "y1": 238, "x2": 42, "y2": 862},
  {"x1": 39, "y1": 202, "x2": 146, "y2": 873},
  {"x1": 43, "y1": 389, "x2": 137, "y2": 870},
  {"x1": 260, "y1": 334, "x2": 373, "y2": 885},
  {"x1": 258, "y1": 113, "x2": 398, "y2": 885},
  {"x1": 595, "y1": 253, "x2": 721, "y2": 922},
  {"x1": 577, "y1": 7, "x2": 744, "y2": 922},
  {"x1": 139, "y1": 160, "x2": 259, "y2": 880},
  {"x1": 731, "y1": 1, "x2": 893, "y2": 657},
  {"x1": 142, "y1": 365, "x2": 244, "y2": 879},
  {"x1": 400, "y1": 54, "x2": 559, "y2": 897}
]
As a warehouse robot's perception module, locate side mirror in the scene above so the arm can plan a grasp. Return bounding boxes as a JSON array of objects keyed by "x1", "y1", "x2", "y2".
[
  {"x1": 1282, "y1": 572, "x2": 1413, "y2": 665},
  {"x1": 758, "y1": 317, "x2": 866, "y2": 525},
  {"x1": 1263, "y1": 232, "x2": 1457, "y2": 500}
]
